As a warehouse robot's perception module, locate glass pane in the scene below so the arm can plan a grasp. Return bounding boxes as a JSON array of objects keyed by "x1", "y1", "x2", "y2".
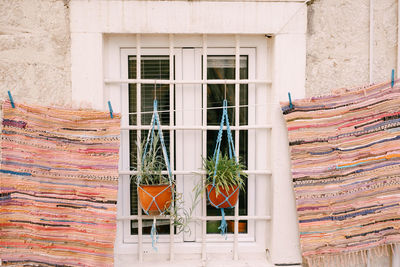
[
  {"x1": 128, "y1": 56, "x2": 137, "y2": 126},
  {"x1": 141, "y1": 56, "x2": 170, "y2": 125},
  {"x1": 131, "y1": 219, "x2": 171, "y2": 235},
  {"x1": 129, "y1": 55, "x2": 171, "y2": 236},
  {"x1": 239, "y1": 59, "x2": 248, "y2": 125},
  {"x1": 205, "y1": 55, "x2": 248, "y2": 234}
]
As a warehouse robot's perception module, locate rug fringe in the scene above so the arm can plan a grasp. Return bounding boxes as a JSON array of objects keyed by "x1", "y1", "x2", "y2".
[{"x1": 304, "y1": 243, "x2": 396, "y2": 267}]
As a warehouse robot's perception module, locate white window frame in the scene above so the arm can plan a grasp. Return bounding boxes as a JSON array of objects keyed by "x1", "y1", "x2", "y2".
[
  {"x1": 70, "y1": 1, "x2": 307, "y2": 265},
  {"x1": 119, "y1": 46, "x2": 259, "y2": 245},
  {"x1": 114, "y1": 35, "x2": 271, "y2": 256}
]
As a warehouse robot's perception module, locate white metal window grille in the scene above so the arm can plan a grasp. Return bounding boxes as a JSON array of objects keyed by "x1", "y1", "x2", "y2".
[{"x1": 105, "y1": 34, "x2": 272, "y2": 262}]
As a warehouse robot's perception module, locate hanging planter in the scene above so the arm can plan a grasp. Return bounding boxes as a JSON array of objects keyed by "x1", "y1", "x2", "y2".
[
  {"x1": 206, "y1": 184, "x2": 239, "y2": 209},
  {"x1": 133, "y1": 98, "x2": 175, "y2": 251},
  {"x1": 134, "y1": 97, "x2": 193, "y2": 250},
  {"x1": 202, "y1": 99, "x2": 247, "y2": 236},
  {"x1": 135, "y1": 98, "x2": 174, "y2": 216},
  {"x1": 136, "y1": 131, "x2": 173, "y2": 216},
  {"x1": 137, "y1": 184, "x2": 172, "y2": 215}
]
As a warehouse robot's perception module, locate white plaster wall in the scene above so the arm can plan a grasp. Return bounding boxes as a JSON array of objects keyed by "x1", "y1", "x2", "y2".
[
  {"x1": 0, "y1": 0, "x2": 71, "y2": 107},
  {"x1": 372, "y1": 0, "x2": 398, "y2": 83},
  {"x1": 306, "y1": 0, "x2": 398, "y2": 96}
]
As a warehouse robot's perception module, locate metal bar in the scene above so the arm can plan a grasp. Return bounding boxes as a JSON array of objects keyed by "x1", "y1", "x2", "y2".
[
  {"x1": 104, "y1": 78, "x2": 272, "y2": 85},
  {"x1": 195, "y1": 215, "x2": 271, "y2": 221},
  {"x1": 119, "y1": 170, "x2": 272, "y2": 176},
  {"x1": 117, "y1": 215, "x2": 272, "y2": 221},
  {"x1": 136, "y1": 34, "x2": 143, "y2": 263},
  {"x1": 120, "y1": 125, "x2": 272, "y2": 131},
  {"x1": 126, "y1": 103, "x2": 273, "y2": 115},
  {"x1": 168, "y1": 34, "x2": 175, "y2": 262},
  {"x1": 201, "y1": 33, "x2": 207, "y2": 261},
  {"x1": 233, "y1": 34, "x2": 240, "y2": 261}
]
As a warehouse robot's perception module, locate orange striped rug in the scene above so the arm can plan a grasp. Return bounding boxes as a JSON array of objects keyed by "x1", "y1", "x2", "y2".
[
  {"x1": 282, "y1": 81, "x2": 400, "y2": 266},
  {"x1": 0, "y1": 100, "x2": 120, "y2": 266}
]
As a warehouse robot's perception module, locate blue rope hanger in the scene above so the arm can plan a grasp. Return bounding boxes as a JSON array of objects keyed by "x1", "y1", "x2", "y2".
[
  {"x1": 207, "y1": 98, "x2": 240, "y2": 237},
  {"x1": 137, "y1": 98, "x2": 173, "y2": 251}
]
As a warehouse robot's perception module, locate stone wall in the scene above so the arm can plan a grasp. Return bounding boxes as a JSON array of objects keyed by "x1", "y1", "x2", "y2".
[
  {"x1": 0, "y1": 0, "x2": 71, "y2": 107},
  {"x1": 2, "y1": 0, "x2": 396, "y2": 105},
  {"x1": 306, "y1": 0, "x2": 398, "y2": 96}
]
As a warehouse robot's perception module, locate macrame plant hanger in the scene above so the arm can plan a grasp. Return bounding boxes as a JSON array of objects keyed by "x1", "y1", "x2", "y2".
[
  {"x1": 207, "y1": 83, "x2": 240, "y2": 237},
  {"x1": 136, "y1": 82, "x2": 173, "y2": 251}
]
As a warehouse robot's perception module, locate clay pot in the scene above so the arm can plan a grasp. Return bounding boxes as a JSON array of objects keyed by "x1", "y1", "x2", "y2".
[
  {"x1": 227, "y1": 220, "x2": 247, "y2": 233},
  {"x1": 138, "y1": 184, "x2": 172, "y2": 215},
  {"x1": 207, "y1": 184, "x2": 239, "y2": 208}
]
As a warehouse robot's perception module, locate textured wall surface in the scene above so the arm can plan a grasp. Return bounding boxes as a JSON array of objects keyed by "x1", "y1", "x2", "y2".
[
  {"x1": 0, "y1": 0, "x2": 71, "y2": 107},
  {"x1": 306, "y1": 0, "x2": 398, "y2": 96}
]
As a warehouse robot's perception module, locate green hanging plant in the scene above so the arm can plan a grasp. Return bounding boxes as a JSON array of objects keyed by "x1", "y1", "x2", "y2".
[
  {"x1": 202, "y1": 154, "x2": 247, "y2": 197},
  {"x1": 132, "y1": 136, "x2": 198, "y2": 234},
  {"x1": 135, "y1": 135, "x2": 169, "y2": 186}
]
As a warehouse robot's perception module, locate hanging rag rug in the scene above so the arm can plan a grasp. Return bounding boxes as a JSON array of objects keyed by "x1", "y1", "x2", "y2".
[
  {"x1": 0, "y1": 100, "x2": 120, "y2": 267},
  {"x1": 281, "y1": 81, "x2": 400, "y2": 266}
]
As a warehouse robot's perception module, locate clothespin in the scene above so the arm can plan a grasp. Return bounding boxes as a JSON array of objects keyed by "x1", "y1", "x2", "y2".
[
  {"x1": 288, "y1": 92, "x2": 293, "y2": 109},
  {"x1": 7, "y1": 91, "x2": 15, "y2": 108},
  {"x1": 391, "y1": 69, "x2": 395, "y2": 88},
  {"x1": 108, "y1": 100, "x2": 113, "y2": 119}
]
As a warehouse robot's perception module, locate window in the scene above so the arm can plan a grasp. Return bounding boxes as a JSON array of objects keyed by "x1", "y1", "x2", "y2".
[
  {"x1": 114, "y1": 35, "x2": 272, "y2": 260},
  {"x1": 71, "y1": 1, "x2": 307, "y2": 264}
]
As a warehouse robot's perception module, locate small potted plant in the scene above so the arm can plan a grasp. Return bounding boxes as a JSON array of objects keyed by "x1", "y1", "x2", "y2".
[
  {"x1": 134, "y1": 136, "x2": 194, "y2": 234},
  {"x1": 135, "y1": 135, "x2": 172, "y2": 216},
  {"x1": 203, "y1": 154, "x2": 247, "y2": 209}
]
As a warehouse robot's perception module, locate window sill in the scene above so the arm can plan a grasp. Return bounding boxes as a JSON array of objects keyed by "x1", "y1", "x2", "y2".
[{"x1": 115, "y1": 241, "x2": 270, "y2": 266}]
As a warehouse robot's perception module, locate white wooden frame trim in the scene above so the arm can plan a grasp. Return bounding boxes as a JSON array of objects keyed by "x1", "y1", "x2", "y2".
[
  {"x1": 120, "y1": 47, "x2": 184, "y2": 247},
  {"x1": 118, "y1": 39, "x2": 263, "y2": 257},
  {"x1": 120, "y1": 125, "x2": 272, "y2": 130},
  {"x1": 105, "y1": 79, "x2": 271, "y2": 84},
  {"x1": 135, "y1": 34, "x2": 143, "y2": 262},
  {"x1": 119, "y1": 215, "x2": 271, "y2": 221},
  {"x1": 119, "y1": 170, "x2": 272, "y2": 176},
  {"x1": 195, "y1": 46, "x2": 258, "y2": 245},
  {"x1": 168, "y1": 34, "x2": 175, "y2": 261},
  {"x1": 201, "y1": 34, "x2": 208, "y2": 260},
  {"x1": 234, "y1": 35, "x2": 241, "y2": 260}
]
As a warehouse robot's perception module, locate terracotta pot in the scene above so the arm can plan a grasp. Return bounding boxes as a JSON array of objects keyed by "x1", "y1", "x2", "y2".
[
  {"x1": 227, "y1": 220, "x2": 247, "y2": 233},
  {"x1": 207, "y1": 184, "x2": 239, "y2": 208},
  {"x1": 138, "y1": 184, "x2": 172, "y2": 215}
]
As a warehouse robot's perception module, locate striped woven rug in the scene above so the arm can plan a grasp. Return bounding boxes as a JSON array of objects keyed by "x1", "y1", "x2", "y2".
[
  {"x1": 281, "y1": 81, "x2": 400, "y2": 266},
  {"x1": 0, "y1": 100, "x2": 120, "y2": 266}
]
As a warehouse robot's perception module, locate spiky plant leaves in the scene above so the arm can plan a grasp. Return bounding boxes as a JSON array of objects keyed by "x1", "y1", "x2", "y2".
[
  {"x1": 132, "y1": 135, "x2": 196, "y2": 235},
  {"x1": 203, "y1": 154, "x2": 247, "y2": 197}
]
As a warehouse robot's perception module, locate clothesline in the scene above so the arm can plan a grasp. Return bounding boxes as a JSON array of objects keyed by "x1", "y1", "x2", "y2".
[{"x1": 124, "y1": 102, "x2": 276, "y2": 116}]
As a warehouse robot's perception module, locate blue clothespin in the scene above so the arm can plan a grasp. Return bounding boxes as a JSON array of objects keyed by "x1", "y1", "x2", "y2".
[
  {"x1": 391, "y1": 69, "x2": 395, "y2": 88},
  {"x1": 7, "y1": 91, "x2": 15, "y2": 108},
  {"x1": 108, "y1": 100, "x2": 113, "y2": 119},
  {"x1": 288, "y1": 92, "x2": 293, "y2": 109}
]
